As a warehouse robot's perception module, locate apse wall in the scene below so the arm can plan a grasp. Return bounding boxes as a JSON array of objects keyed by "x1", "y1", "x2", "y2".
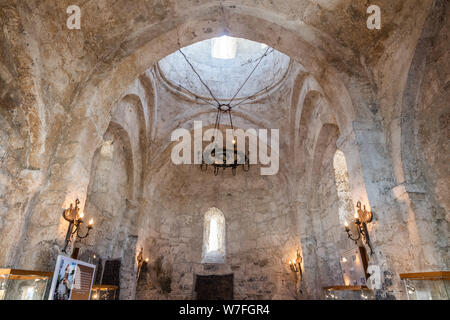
[{"x1": 136, "y1": 163, "x2": 299, "y2": 300}]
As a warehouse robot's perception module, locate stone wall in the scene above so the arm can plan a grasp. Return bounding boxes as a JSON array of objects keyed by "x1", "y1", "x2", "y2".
[
  {"x1": 409, "y1": 1, "x2": 449, "y2": 268},
  {"x1": 136, "y1": 163, "x2": 299, "y2": 300},
  {"x1": 0, "y1": 0, "x2": 447, "y2": 301}
]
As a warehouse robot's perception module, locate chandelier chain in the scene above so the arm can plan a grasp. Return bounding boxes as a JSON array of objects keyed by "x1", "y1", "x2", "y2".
[
  {"x1": 228, "y1": 46, "x2": 272, "y2": 106},
  {"x1": 179, "y1": 43, "x2": 273, "y2": 110},
  {"x1": 175, "y1": 82, "x2": 219, "y2": 108},
  {"x1": 178, "y1": 49, "x2": 221, "y2": 106},
  {"x1": 177, "y1": 38, "x2": 273, "y2": 176}
]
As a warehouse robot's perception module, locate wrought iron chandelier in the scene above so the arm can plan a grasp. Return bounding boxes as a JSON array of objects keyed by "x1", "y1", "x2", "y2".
[
  {"x1": 200, "y1": 103, "x2": 250, "y2": 176},
  {"x1": 178, "y1": 39, "x2": 274, "y2": 176}
]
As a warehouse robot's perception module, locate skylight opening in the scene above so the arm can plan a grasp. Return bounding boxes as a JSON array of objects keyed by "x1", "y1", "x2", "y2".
[{"x1": 211, "y1": 36, "x2": 237, "y2": 59}]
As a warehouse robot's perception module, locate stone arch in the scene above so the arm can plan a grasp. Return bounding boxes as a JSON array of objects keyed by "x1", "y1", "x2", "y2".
[
  {"x1": 386, "y1": 0, "x2": 449, "y2": 272},
  {"x1": 17, "y1": 5, "x2": 382, "y2": 271},
  {"x1": 302, "y1": 123, "x2": 345, "y2": 293},
  {"x1": 395, "y1": 0, "x2": 449, "y2": 211},
  {"x1": 294, "y1": 89, "x2": 324, "y2": 177},
  {"x1": 112, "y1": 94, "x2": 147, "y2": 199},
  {"x1": 299, "y1": 92, "x2": 338, "y2": 181},
  {"x1": 106, "y1": 121, "x2": 135, "y2": 201},
  {"x1": 81, "y1": 121, "x2": 135, "y2": 259},
  {"x1": 63, "y1": 8, "x2": 371, "y2": 165},
  {"x1": 290, "y1": 74, "x2": 323, "y2": 143},
  {"x1": 138, "y1": 71, "x2": 158, "y2": 142},
  {"x1": 308, "y1": 124, "x2": 340, "y2": 206}
]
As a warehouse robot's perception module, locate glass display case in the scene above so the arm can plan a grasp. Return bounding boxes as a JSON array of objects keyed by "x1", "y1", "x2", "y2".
[
  {"x1": 0, "y1": 269, "x2": 53, "y2": 300},
  {"x1": 400, "y1": 271, "x2": 450, "y2": 300},
  {"x1": 339, "y1": 248, "x2": 368, "y2": 286},
  {"x1": 323, "y1": 285, "x2": 375, "y2": 300},
  {"x1": 90, "y1": 284, "x2": 118, "y2": 300}
]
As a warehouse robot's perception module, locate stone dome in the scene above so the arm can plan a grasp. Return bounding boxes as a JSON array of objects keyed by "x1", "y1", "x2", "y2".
[{"x1": 158, "y1": 36, "x2": 291, "y2": 101}]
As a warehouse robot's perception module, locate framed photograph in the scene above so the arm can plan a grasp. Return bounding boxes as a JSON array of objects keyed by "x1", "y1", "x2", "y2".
[{"x1": 48, "y1": 255, "x2": 96, "y2": 300}]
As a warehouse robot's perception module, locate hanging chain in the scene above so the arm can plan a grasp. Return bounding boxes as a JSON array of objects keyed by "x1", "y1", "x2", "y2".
[
  {"x1": 228, "y1": 46, "x2": 272, "y2": 106},
  {"x1": 178, "y1": 49, "x2": 221, "y2": 106}
]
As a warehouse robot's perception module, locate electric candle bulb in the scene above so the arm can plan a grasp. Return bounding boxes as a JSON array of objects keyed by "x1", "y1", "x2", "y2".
[
  {"x1": 145, "y1": 258, "x2": 149, "y2": 262},
  {"x1": 79, "y1": 212, "x2": 85, "y2": 219},
  {"x1": 88, "y1": 219, "x2": 94, "y2": 226},
  {"x1": 289, "y1": 260, "x2": 292, "y2": 265}
]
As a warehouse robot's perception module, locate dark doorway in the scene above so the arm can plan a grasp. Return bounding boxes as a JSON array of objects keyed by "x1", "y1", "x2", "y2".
[
  {"x1": 101, "y1": 259, "x2": 121, "y2": 300},
  {"x1": 195, "y1": 274, "x2": 234, "y2": 300}
]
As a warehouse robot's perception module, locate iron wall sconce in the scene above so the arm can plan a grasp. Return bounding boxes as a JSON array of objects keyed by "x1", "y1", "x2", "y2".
[
  {"x1": 136, "y1": 247, "x2": 149, "y2": 280},
  {"x1": 62, "y1": 199, "x2": 94, "y2": 253},
  {"x1": 344, "y1": 201, "x2": 373, "y2": 255},
  {"x1": 289, "y1": 250, "x2": 303, "y2": 280}
]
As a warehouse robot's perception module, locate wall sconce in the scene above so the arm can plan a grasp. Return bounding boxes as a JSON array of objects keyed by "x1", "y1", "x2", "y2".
[
  {"x1": 62, "y1": 199, "x2": 94, "y2": 253},
  {"x1": 344, "y1": 201, "x2": 373, "y2": 255},
  {"x1": 289, "y1": 250, "x2": 303, "y2": 280},
  {"x1": 136, "y1": 246, "x2": 149, "y2": 280}
]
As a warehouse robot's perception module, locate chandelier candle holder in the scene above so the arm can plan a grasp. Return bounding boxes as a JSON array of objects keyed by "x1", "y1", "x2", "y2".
[
  {"x1": 62, "y1": 199, "x2": 94, "y2": 253},
  {"x1": 344, "y1": 201, "x2": 374, "y2": 255},
  {"x1": 200, "y1": 104, "x2": 250, "y2": 176}
]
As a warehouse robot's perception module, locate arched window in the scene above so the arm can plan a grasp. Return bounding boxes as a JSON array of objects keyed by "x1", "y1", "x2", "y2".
[
  {"x1": 202, "y1": 208, "x2": 226, "y2": 264},
  {"x1": 333, "y1": 150, "x2": 354, "y2": 225}
]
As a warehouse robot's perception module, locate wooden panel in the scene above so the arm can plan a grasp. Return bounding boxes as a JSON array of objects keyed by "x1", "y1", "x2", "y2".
[
  {"x1": 0, "y1": 269, "x2": 53, "y2": 278},
  {"x1": 323, "y1": 285, "x2": 370, "y2": 291},
  {"x1": 399, "y1": 271, "x2": 450, "y2": 280},
  {"x1": 92, "y1": 284, "x2": 119, "y2": 290},
  {"x1": 195, "y1": 274, "x2": 234, "y2": 300},
  {"x1": 101, "y1": 259, "x2": 121, "y2": 300}
]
